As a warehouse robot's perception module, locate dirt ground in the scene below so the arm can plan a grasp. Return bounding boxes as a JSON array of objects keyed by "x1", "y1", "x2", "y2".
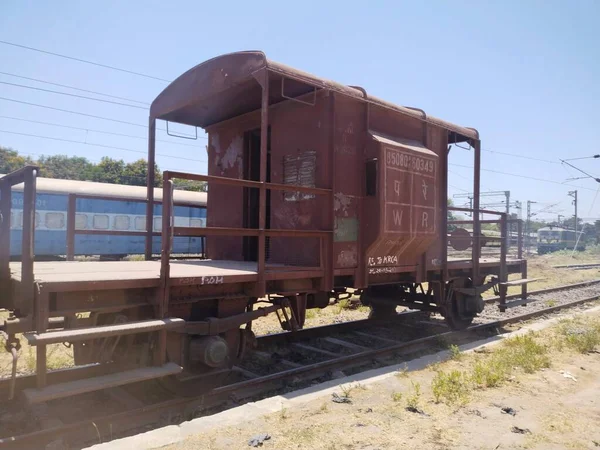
[{"x1": 166, "y1": 311, "x2": 600, "y2": 450}]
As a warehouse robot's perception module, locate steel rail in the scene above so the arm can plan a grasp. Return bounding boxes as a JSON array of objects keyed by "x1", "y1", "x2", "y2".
[{"x1": 1, "y1": 291, "x2": 599, "y2": 449}]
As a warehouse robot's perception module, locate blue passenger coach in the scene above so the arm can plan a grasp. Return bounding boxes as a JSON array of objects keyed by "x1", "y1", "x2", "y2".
[{"x1": 2, "y1": 175, "x2": 207, "y2": 258}]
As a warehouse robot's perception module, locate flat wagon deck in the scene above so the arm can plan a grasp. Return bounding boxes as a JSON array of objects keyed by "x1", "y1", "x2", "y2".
[
  {"x1": 10, "y1": 257, "x2": 525, "y2": 287},
  {"x1": 9, "y1": 259, "x2": 323, "y2": 288}
]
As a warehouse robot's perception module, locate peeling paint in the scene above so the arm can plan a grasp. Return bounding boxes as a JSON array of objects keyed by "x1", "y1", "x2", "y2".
[
  {"x1": 221, "y1": 135, "x2": 243, "y2": 177},
  {"x1": 337, "y1": 249, "x2": 357, "y2": 268},
  {"x1": 333, "y1": 192, "x2": 352, "y2": 216}
]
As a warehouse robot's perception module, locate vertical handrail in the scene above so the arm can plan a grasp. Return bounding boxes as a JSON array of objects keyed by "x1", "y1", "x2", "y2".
[
  {"x1": 155, "y1": 174, "x2": 173, "y2": 366},
  {"x1": 517, "y1": 220, "x2": 523, "y2": 260},
  {"x1": 472, "y1": 141, "x2": 481, "y2": 282},
  {"x1": 0, "y1": 183, "x2": 12, "y2": 289},
  {"x1": 0, "y1": 166, "x2": 39, "y2": 313},
  {"x1": 499, "y1": 213, "x2": 508, "y2": 311},
  {"x1": 257, "y1": 69, "x2": 269, "y2": 298},
  {"x1": 66, "y1": 194, "x2": 76, "y2": 261},
  {"x1": 145, "y1": 118, "x2": 157, "y2": 260},
  {"x1": 20, "y1": 168, "x2": 37, "y2": 316}
]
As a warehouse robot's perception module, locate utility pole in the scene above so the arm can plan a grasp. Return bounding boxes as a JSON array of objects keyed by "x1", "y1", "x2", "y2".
[
  {"x1": 568, "y1": 190, "x2": 578, "y2": 234},
  {"x1": 526, "y1": 200, "x2": 537, "y2": 255}
]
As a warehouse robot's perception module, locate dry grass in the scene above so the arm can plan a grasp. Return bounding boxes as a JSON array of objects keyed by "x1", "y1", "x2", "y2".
[{"x1": 432, "y1": 332, "x2": 552, "y2": 405}]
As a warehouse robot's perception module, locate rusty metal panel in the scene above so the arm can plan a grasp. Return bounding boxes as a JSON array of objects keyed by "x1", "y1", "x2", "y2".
[
  {"x1": 365, "y1": 133, "x2": 439, "y2": 276},
  {"x1": 332, "y1": 95, "x2": 362, "y2": 270},
  {"x1": 206, "y1": 121, "x2": 256, "y2": 261},
  {"x1": 266, "y1": 88, "x2": 329, "y2": 267}
]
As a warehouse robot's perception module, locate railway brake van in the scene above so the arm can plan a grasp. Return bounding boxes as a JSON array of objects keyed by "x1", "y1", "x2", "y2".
[
  {"x1": 0, "y1": 52, "x2": 534, "y2": 408},
  {"x1": 2, "y1": 175, "x2": 207, "y2": 258}
]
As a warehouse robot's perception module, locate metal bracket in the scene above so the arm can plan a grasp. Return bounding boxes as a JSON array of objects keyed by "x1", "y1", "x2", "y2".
[
  {"x1": 454, "y1": 278, "x2": 499, "y2": 296},
  {"x1": 166, "y1": 121, "x2": 198, "y2": 140},
  {"x1": 281, "y1": 78, "x2": 317, "y2": 106}
]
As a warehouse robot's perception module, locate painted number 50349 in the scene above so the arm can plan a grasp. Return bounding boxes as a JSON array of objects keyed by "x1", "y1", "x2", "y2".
[{"x1": 386, "y1": 151, "x2": 434, "y2": 174}]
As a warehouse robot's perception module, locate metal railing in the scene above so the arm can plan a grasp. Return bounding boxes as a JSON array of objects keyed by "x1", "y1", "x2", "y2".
[
  {"x1": 159, "y1": 171, "x2": 333, "y2": 298},
  {"x1": 449, "y1": 209, "x2": 525, "y2": 308},
  {"x1": 65, "y1": 193, "x2": 205, "y2": 260},
  {"x1": 0, "y1": 165, "x2": 38, "y2": 313}
]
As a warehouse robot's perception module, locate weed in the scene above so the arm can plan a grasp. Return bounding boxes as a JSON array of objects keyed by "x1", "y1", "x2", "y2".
[
  {"x1": 391, "y1": 392, "x2": 403, "y2": 402},
  {"x1": 448, "y1": 344, "x2": 463, "y2": 360},
  {"x1": 471, "y1": 359, "x2": 506, "y2": 388},
  {"x1": 317, "y1": 402, "x2": 328, "y2": 413},
  {"x1": 334, "y1": 299, "x2": 351, "y2": 315},
  {"x1": 558, "y1": 318, "x2": 600, "y2": 353},
  {"x1": 279, "y1": 403, "x2": 289, "y2": 420},
  {"x1": 339, "y1": 382, "x2": 365, "y2": 398},
  {"x1": 498, "y1": 334, "x2": 550, "y2": 373},
  {"x1": 340, "y1": 383, "x2": 354, "y2": 398},
  {"x1": 305, "y1": 309, "x2": 318, "y2": 320},
  {"x1": 405, "y1": 381, "x2": 422, "y2": 409},
  {"x1": 395, "y1": 363, "x2": 409, "y2": 378},
  {"x1": 546, "y1": 299, "x2": 558, "y2": 307},
  {"x1": 431, "y1": 370, "x2": 470, "y2": 405}
]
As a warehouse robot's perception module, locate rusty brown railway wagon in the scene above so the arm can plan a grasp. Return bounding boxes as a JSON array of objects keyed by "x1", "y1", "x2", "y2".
[{"x1": 0, "y1": 51, "x2": 530, "y2": 403}]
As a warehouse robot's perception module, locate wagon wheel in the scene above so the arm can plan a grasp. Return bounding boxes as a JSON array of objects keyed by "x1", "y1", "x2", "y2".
[{"x1": 441, "y1": 278, "x2": 480, "y2": 330}]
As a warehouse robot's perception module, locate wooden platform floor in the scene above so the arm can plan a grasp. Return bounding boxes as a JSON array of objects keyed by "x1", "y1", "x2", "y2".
[
  {"x1": 8, "y1": 257, "x2": 524, "y2": 290},
  {"x1": 9, "y1": 259, "x2": 322, "y2": 288}
]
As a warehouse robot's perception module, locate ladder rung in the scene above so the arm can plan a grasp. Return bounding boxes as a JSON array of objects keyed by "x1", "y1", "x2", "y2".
[
  {"x1": 25, "y1": 318, "x2": 185, "y2": 346},
  {"x1": 499, "y1": 278, "x2": 540, "y2": 287},
  {"x1": 23, "y1": 363, "x2": 182, "y2": 404}
]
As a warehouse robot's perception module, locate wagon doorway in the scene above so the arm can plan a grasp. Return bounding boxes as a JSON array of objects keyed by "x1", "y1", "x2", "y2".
[{"x1": 243, "y1": 128, "x2": 271, "y2": 262}]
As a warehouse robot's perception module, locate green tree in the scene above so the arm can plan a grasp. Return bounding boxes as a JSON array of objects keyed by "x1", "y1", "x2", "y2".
[
  {"x1": 172, "y1": 178, "x2": 207, "y2": 192},
  {"x1": 123, "y1": 159, "x2": 161, "y2": 187},
  {"x1": 0, "y1": 146, "x2": 35, "y2": 173},
  {"x1": 88, "y1": 157, "x2": 126, "y2": 184},
  {"x1": 37, "y1": 154, "x2": 93, "y2": 180}
]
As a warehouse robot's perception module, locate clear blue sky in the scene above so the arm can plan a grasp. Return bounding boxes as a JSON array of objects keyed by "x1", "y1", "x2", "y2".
[{"x1": 1, "y1": 0, "x2": 599, "y2": 222}]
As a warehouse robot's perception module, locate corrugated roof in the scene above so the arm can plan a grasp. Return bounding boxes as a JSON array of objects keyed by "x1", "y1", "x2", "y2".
[{"x1": 0, "y1": 175, "x2": 207, "y2": 206}]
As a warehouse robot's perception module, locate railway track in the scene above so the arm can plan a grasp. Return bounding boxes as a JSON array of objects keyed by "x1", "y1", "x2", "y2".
[{"x1": 1, "y1": 279, "x2": 600, "y2": 449}]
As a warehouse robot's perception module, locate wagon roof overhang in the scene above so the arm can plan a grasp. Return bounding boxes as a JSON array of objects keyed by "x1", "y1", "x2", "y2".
[{"x1": 150, "y1": 51, "x2": 479, "y2": 142}]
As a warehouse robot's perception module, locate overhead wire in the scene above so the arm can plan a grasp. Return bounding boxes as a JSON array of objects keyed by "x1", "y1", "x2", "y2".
[
  {"x1": 0, "y1": 97, "x2": 206, "y2": 139},
  {"x1": 0, "y1": 71, "x2": 149, "y2": 105},
  {"x1": 0, "y1": 129, "x2": 206, "y2": 163},
  {"x1": 0, "y1": 115, "x2": 205, "y2": 148},
  {"x1": 0, "y1": 80, "x2": 147, "y2": 109},
  {"x1": 449, "y1": 163, "x2": 597, "y2": 192},
  {"x1": 481, "y1": 148, "x2": 559, "y2": 164},
  {"x1": 0, "y1": 40, "x2": 171, "y2": 82}
]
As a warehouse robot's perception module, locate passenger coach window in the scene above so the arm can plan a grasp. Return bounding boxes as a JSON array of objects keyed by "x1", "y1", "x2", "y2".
[
  {"x1": 366, "y1": 159, "x2": 377, "y2": 196},
  {"x1": 114, "y1": 215, "x2": 130, "y2": 231},
  {"x1": 93, "y1": 215, "x2": 109, "y2": 230},
  {"x1": 45, "y1": 212, "x2": 65, "y2": 229},
  {"x1": 75, "y1": 214, "x2": 88, "y2": 229},
  {"x1": 153, "y1": 217, "x2": 162, "y2": 232},
  {"x1": 190, "y1": 218, "x2": 205, "y2": 228},
  {"x1": 134, "y1": 217, "x2": 145, "y2": 231}
]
